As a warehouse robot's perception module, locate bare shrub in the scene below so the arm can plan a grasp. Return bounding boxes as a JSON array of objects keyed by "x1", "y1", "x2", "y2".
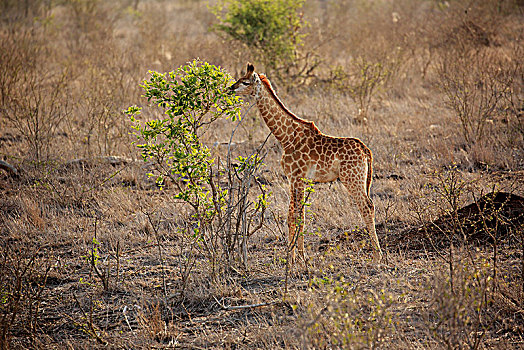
[
  {"x1": 65, "y1": 49, "x2": 138, "y2": 157},
  {"x1": 0, "y1": 29, "x2": 35, "y2": 108},
  {"x1": 62, "y1": 0, "x2": 124, "y2": 50},
  {"x1": 303, "y1": 278, "x2": 395, "y2": 348},
  {"x1": 2, "y1": 57, "x2": 72, "y2": 161},
  {"x1": 438, "y1": 47, "x2": 520, "y2": 144},
  {"x1": 408, "y1": 165, "x2": 524, "y2": 347},
  {"x1": 330, "y1": 57, "x2": 396, "y2": 123},
  {"x1": 0, "y1": 242, "x2": 52, "y2": 349},
  {"x1": 320, "y1": 0, "x2": 409, "y2": 121},
  {"x1": 0, "y1": 29, "x2": 72, "y2": 161},
  {"x1": 0, "y1": 1, "x2": 140, "y2": 161},
  {"x1": 426, "y1": 253, "x2": 494, "y2": 349},
  {"x1": 426, "y1": 1, "x2": 524, "y2": 168}
]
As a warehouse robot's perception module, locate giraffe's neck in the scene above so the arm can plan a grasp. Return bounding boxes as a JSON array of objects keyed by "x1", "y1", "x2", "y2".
[{"x1": 256, "y1": 75, "x2": 315, "y2": 152}]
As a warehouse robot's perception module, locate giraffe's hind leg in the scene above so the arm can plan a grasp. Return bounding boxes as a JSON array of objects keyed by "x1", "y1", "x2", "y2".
[{"x1": 341, "y1": 180, "x2": 383, "y2": 262}]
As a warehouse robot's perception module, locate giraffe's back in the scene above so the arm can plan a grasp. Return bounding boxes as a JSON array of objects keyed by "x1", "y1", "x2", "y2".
[{"x1": 289, "y1": 134, "x2": 371, "y2": 183}]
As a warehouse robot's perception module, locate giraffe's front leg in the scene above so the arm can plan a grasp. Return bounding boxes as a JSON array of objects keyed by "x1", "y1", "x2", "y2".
[{"x1": 288, "y1": 180, "x2": 306, "y2": 263}]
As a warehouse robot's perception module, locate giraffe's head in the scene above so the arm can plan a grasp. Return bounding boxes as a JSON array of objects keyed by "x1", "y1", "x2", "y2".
[{"x1": 229, "y1": 63, "x2": 262, "y2": 99}]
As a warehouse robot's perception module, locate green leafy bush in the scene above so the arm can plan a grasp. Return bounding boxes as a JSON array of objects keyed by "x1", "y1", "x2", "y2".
[
  {"x1": 211, "y1": 0, "x2": 307, "y2": 75},
  {"x1": 126, "y1": 60, "x2": 242, "y2": 195},
  {"x1": 126, "y1": 60, "x2": 269, "y2": 278}
]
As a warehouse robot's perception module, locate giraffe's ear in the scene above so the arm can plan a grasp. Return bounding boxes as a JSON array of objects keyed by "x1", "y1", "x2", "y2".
[{"x1": 246, "y1": 63, "x2": 255, "y2": 75}]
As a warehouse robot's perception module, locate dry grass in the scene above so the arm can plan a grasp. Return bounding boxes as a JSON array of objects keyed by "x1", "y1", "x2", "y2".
[{"x1": 1, "y1": 0, "x2": 523, "y2": 348}]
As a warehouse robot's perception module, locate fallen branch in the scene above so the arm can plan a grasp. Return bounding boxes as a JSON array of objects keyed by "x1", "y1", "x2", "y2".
[
  {"x1": 67, "y1": 155, "x2": 133, "y2": 168},
  {"x1": 0, "y1": 160, "x2": 19, "y2": 177},
  {"x1": 213, "y1": 296, "x2": 279, "y2": 311}
]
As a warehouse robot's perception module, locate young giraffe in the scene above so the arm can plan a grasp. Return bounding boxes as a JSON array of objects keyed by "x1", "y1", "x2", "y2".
[{"x1": 230, "y1": 63, "x2": 383, "y2": 262}]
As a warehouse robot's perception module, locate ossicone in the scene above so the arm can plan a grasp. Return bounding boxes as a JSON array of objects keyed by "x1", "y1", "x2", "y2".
[{"x1": 246, "y1": 63, "x2": 255, "y2": 74}]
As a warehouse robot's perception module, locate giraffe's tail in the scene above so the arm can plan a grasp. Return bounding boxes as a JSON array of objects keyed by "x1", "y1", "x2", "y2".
[{"x1": 365, "y1": 149, "x2": 373, "y2": 197}]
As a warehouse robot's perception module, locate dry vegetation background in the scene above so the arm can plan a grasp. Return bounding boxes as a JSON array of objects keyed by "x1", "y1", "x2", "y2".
[{"x1": 1, "y1": 0, "x2": 524, "y2": 348}]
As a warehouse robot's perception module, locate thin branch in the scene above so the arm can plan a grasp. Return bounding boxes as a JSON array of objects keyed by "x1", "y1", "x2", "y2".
[{"x1": 213, "y1": 296, "x2": 278, "y2": 311}]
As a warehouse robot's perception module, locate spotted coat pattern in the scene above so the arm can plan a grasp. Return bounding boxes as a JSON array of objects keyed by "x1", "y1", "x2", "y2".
[{"x1": 230, "y1": 64, "x2": 383, "y2": 262}]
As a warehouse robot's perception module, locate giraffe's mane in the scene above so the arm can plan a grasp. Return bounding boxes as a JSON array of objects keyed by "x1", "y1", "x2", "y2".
[{"x1": 258, "y1": 74, "x2": 320, "y2": 133}]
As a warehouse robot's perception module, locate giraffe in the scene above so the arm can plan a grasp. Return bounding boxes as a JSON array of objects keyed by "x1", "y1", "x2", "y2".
[{"x1": 230, "y1": 63, "x2": 383, "y2": 262}]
